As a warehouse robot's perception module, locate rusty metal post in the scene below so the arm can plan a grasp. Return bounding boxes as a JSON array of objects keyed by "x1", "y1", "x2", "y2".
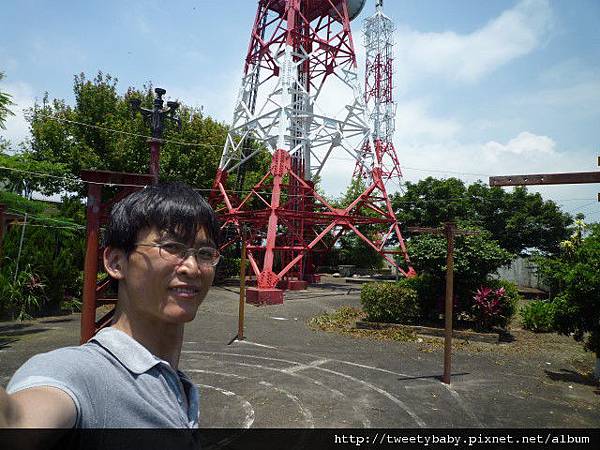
[
  {"x1": 149, "y1": 138, "x2": 160, "y2": 184},
  {"x1": 443, "y1": 222, "x2": 455, "y2": 384},
  {"x1": 81, "y1": 183, "x2": 102, "y2": 344},
  {"x1": 0, "y1": 204, "x2": 4, "y2": 264},
  {"x1": 237, "y1": 239, "x2": 247, "y2": 341}
]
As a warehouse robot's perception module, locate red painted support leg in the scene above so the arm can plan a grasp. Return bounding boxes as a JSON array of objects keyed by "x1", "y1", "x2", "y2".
[{"x1": 81, "y1": 183, "x2": 101, "y2": 344}]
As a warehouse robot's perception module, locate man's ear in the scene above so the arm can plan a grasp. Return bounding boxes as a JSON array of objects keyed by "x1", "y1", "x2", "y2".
[{"x1": 103, "y1": 247, "x2": 127, "y2": 280}]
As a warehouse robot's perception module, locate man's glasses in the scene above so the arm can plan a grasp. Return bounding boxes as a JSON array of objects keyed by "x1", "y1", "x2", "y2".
[{"x1": 135, "y1": 241, "x2": 221, "y2": 267}]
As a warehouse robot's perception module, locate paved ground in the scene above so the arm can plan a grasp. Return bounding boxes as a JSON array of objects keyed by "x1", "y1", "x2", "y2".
[{"x1": 1, "y1": 279, "x2": 599, "y2": 428}]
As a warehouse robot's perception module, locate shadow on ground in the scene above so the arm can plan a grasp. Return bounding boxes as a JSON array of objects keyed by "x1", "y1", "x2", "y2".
[
  {"x1": 0, "y1": 337, "x2": 17, "y2": 350},
  {"x1": 0, "y1": 326, "x2": 50, "y2": 351},
  {"x1": 0, "y1": 323, "x2": 31, "y2": 333},
  {"x1": 39, "y1": 317, "x2": 74, "y2": 324},
  {"x1": 545, "y1": 368, "x2": 599, "y2": 387}
]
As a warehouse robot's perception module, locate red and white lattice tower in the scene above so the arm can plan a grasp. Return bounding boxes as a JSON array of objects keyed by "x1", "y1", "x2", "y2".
[
  {"x1": 210, "y1": 0, "x2": 415, "y2": 305},
  {"x1": 355, "y1": 0, "x2": 403, "y2": 188}
]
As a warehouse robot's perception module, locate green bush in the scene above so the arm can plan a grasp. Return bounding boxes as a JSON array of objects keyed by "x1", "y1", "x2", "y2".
[
  {"x1": 0, "y1": 206, "x2": 85, "y2": 318},
  {"x1": 404, "y1": 232, "x2": 514, "y2": 318},
  {"x1": 361, "y1": 281, "x2": 420, "y2": 324},
  {"x1": 0, "y1": 264, "x2": 47, "y2": 320},
  {"x1": 400, "y1": 273, "x2": 443, "y2": 321},
  {"x1": 520, "y1": 300, "x2": 556, "y2": 332},
  {"x1": 535, "y1": 222, "x2": 600, "y2": 356}
]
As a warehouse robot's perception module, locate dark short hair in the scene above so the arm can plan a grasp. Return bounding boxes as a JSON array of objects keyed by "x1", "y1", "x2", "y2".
[{"x1": 104, "y1": 182, "x2": 218, "y2": 253}]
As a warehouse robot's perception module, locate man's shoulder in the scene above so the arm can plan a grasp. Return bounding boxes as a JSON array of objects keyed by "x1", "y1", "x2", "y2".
[
  {"x1": 6, "y1": 342, "x2": 106, "y2": 393},
  {"x1": 20, "y1": 343, "x2": 102, "y2": 370}
]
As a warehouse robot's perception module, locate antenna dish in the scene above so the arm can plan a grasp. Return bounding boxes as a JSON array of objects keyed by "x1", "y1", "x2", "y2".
[
  {"x1": 347, "y1": 0, "x2": 367, "y2": 20},
  {"x1": 268, "y1": 0, "x2": 366, "y2": 22}
]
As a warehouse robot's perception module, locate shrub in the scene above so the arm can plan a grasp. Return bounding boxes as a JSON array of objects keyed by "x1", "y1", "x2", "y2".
[
  {"x1": 0, "y1": 264, "x2": 47, "y2": 320},
  {"x1": 404, "y1": 231, "x2": 514, "y2": 317},
  {"x1": 0, "y1": 211, "x2": 84, "y2": 318},
  {"x1": 471, "y1": 279, "x2": 520, "y2": 330},
  {"x1": 520, "y1": 300, "x2": 556, "y2": 332},
  {"x1": 400, "y1": 273, "x2": 443, "y2": 321},
  {"x1": 535, "y1": 223, "x2": 600, "y2": 357},
  {"x1": 361, "y1": 281, "x2": 420, "y2": 324}
]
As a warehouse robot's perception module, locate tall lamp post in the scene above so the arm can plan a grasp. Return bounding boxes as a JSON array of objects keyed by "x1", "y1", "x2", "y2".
[{"x1": 130, "y1": 87, "x2": 181, "y2": 183}]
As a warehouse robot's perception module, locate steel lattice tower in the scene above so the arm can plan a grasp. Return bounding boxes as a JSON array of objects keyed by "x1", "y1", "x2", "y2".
[
  {"x1": 210, "y1": 0, "x2": 415, "y2": 305},
  {"x1": 355, "y1": 0, "x2": 404, "y2": 187}
]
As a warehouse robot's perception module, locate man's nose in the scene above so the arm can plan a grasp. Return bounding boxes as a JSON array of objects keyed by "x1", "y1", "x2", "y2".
[{"x1": 177, "y1": 253, "x2": 201, "y2": 275}]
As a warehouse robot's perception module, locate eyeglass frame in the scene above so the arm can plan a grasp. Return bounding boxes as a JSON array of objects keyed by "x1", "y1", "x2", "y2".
[{"x1": 134, "y1": 241, "x2": 222, "y2": 267}]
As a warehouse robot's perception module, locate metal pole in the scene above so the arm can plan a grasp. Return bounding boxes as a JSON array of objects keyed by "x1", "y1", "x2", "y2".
[
  {"x1": 237, "y1": 239, "x2": 247, "y2": 340},
  {"x1": 149, "y1": 138, "x2": 160, "y2": 184},
  {"x1": 13, "y1": 213, "x2": 27, "y2": 283},
  {"x1": 81, "y1": 184, "x2": 102, "y2": 344},
  {"x1": 443, "y1": 222, "x2": 455, "y2": 384},
  {"x1": 0, "y1": 204, "x2": 5, "y2": 265}
]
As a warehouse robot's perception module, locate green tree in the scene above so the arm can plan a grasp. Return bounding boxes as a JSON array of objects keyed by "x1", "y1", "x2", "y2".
[
  {"x1": 406, "y1": 230, "x2": 514, "y2": 318},
  {"x1": 468, "y1": 183, "x2": 572, "y2": 254},
  {"x1": 24, "y1": 72, "x2": 230, "y2": 195},
  {"x1": 0, "y1": 71, "x2": 15, "y2": 130},
  {"x1": 393, "y1": 177, "x2": 470, "y2": 228},
  {"x1": 0, "y1": 151, "x2": 76, "y2": 198},
  {"x1": 393, "y1": 177, "x2": 572, "y2": 255},
  {"x1": 536, "y1": 222, "x2": 600, "y2": 372},
  {"x1": 0, "y1": 192, "x2": 85, "y2": 318}
]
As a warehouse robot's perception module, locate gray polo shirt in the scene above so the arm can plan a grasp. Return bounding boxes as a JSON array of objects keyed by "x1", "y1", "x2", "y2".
[{"x1": 6, "y1": 327, "x2": 199, "y2": 428}]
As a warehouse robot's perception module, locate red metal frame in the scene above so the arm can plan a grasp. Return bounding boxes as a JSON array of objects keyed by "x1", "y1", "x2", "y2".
[
  {"x1": 80, "y1": 170, "x2": 154, "y2": 343},
  {"x1": 211, "y1": 0, "x2": 415, "y2": 305},
  {"x1": 355, "y1": 4, "x2": 403, "y2": 184}
]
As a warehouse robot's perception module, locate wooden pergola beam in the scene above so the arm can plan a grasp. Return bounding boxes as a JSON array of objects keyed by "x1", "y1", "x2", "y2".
[{"x1": 489, "y1": 171, "x2": 600, "y2": 187}]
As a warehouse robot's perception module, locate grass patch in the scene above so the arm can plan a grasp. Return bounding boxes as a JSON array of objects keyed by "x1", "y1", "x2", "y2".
[
  {"x1": 309, "y1": 306, "x2": 417, "y2": 342},
  {"x1": 309, "y1": 306, "x2": 363, "y2": 331}
]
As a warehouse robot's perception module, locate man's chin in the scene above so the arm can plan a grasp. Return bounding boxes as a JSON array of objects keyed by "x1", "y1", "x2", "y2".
[{"x1": 163, "y1": 301, "x2": 200, "y2": 323}]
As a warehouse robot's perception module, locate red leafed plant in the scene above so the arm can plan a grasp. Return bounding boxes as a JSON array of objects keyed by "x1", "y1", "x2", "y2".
[{"x1": 472, "y1": 286, "x2": 507, "y2": 330}]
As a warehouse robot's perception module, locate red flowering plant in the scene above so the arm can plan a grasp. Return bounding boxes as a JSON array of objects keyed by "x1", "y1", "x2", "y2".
[{"x1": 472, "y1": 285, "x2": 512, "y2": 330}]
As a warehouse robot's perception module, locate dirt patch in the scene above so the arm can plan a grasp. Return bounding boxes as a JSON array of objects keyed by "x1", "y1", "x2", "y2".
[{"x1": 309, "y1": 305, "x2": 599, "y2": 383}]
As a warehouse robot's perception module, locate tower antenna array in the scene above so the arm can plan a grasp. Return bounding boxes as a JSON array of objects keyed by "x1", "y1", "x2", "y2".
[{"x1": 210, "y1": 0, "x2": 415, "y2": 304}]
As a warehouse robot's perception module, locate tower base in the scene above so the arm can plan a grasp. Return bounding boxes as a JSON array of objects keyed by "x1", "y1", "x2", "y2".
[
  {"x1": 287, "y1": 280, "x2": 308, "y2": 290},
  {"x1": 246, "y1": 288, "x2": 284, "y2": 306}
]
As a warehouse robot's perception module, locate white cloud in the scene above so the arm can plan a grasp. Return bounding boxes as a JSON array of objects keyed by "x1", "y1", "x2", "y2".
[
  {"x1": 394, "y1": 0, "x2": 554, "y2": 85},
  {"x1": 483, "y1": 131, "x2": 556, "y2": 156},
  {"x1": 395, "y1": 99, "x2": 461, "y2": 143},
  {"x1": 516, "y1": 79, "x2": 600, "y2": 113},
  {"x1": 0, "y1": 80, "x2": 35, "y2": 146},
  {"x1": 395, "y1": 131, "x2": 598, "y2": 213}
]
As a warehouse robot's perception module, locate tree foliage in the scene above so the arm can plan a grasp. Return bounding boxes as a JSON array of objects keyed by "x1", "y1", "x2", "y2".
[
  {"x1": 0, "y1": 71, "x2": 15, "y2": 130},
  {"x1": 22, "y1": 72, "x2": 229, "y2": 196},
  {"x1": 405, "y1": 230, "x2": 513, "y2": 318},
  {"x1": 393, "y1": 177, "x2": 573, "y2": 255},
  {"x1": 0, "y1": 193, "x2": 85, "y2": 319},
  {"x1": 0, "y1": 151, "x2": 76, "y2": 198},
  {"x1": 536, "y1": 222, "x2": 600, "y2": 356}
]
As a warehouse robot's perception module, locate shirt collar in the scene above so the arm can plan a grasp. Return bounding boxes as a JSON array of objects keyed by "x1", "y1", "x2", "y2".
[{"x1": 90, "y1": 327, "x2": 167, "y2": 375}]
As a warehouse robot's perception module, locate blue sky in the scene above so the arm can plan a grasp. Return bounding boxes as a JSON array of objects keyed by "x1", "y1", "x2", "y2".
[{"x1": 1, "y1": 0, "x2": 599, "y2": 220}]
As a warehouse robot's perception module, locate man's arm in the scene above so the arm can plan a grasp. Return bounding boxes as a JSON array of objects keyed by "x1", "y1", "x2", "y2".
[{"x1": 0, "y1": 385, "x2": 76, "y2": 428}]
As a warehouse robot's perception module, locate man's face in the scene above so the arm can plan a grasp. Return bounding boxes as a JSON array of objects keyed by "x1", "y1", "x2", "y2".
[{"x1": 118, "y1": 226, "x2": 216, "y2": 324}]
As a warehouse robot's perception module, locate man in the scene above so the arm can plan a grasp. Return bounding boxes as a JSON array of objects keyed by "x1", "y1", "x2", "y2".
[{"x1": 0, "y1": 182, "x2": 219, "y2": 430}]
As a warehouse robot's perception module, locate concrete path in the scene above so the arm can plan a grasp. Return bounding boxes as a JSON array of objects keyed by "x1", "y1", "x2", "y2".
[{"x1": 1, "y1": 281, "x2": 598, "y2": 428}]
